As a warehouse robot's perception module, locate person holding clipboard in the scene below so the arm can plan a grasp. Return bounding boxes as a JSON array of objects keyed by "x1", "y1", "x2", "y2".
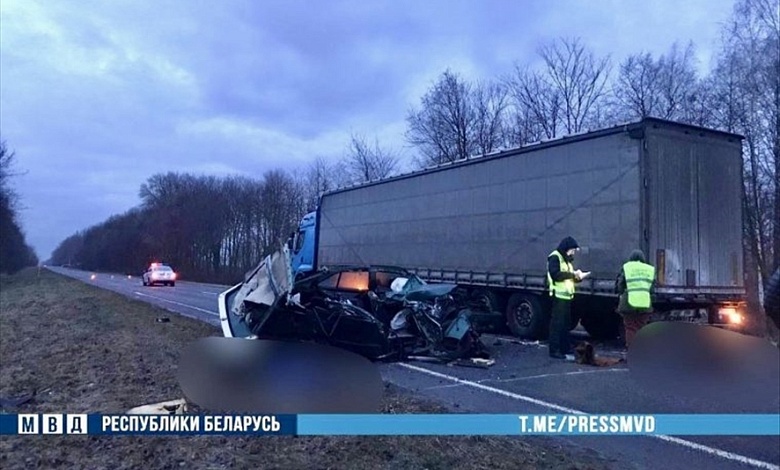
[{"x1": 546, "y1": 236, "x2": 590, "y2": 359}]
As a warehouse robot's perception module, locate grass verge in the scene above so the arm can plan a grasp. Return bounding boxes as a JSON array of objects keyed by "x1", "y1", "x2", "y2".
[{"x1": 1, "y1": 268, "x2": 617, "y2": 469}]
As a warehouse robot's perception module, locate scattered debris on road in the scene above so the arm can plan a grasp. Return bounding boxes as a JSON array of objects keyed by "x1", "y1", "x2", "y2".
[
  {"x1": 0, "y1": 391, "x2": 36, "y2": 409},
  {"x1": 127, "y1": 398, "x2": 188, "y2": 415},
  {"x1": 574, "y1": 341, "x2": 624, "y2": 367},
  {"x1": 449, "y1": 358, "x2": 496, "y2": 369}
]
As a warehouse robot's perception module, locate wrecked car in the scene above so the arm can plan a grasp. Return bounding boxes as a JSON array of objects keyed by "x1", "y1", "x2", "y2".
[{"x1": 218, "y1": 246, "x2": 490, "y2": 362}]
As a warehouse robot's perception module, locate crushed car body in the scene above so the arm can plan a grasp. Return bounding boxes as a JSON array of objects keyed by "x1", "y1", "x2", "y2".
[{"x1": 218, "y1": 245, "x2": 490, "y2": 363}]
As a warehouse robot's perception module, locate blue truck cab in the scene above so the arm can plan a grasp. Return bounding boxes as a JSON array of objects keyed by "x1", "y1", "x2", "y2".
[{"x1": 289, "y1": 211, "x2": 317, "y2": 280}]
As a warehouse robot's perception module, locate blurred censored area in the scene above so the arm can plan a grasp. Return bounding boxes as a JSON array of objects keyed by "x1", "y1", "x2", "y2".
[
  {"x1": 178, "y1": 337, "x2": 383, "y2": 413},
  {"x1": 629, "y1": 322, "x2": 780, "y2": 411}
]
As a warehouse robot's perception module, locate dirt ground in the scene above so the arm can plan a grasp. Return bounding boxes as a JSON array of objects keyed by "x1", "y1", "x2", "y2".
[{"x1": 0, "y1": 268, "x2": 618, "y2": 470}]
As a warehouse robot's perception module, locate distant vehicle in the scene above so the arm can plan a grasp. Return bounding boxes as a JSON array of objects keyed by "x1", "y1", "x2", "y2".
[{"x1": 142, "y1": 263, "x2": 176, "y2": 287}]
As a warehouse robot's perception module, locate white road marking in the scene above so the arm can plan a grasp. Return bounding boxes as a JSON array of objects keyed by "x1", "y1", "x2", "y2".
[
  {"x1": 133, "y1": 291, "x2": 219, "y2": 316},
  {"x1": 398, "y1": 362, "x2": 780, "y2": 470},
  {"x1": 201, "y1": 291, "x2": 219, "y2": 296},
  {"x1": 424, "y1": 368, "x2": 629, "y2": 390},
  {"x1": 67, "y1": 268, "x2": 775, "y2": 469},
  {"x1": 491, "y1": 368, "x2": 629, "y2": 383}
]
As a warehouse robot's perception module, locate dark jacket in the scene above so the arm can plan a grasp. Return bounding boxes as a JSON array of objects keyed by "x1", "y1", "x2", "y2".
[
  {"x1": 765, "y1": 267, "x2": 780, "y2": 330},
  {"x1": 616, "y1": 249, "x2": 654, "y2": 314},
  {"x1": 548, "y1": 236, "x2": 579, "y2": 283}
]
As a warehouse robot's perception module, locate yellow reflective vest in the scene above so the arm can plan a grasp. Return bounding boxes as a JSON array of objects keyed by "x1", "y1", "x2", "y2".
[
  {"x1": 547, "y1": 250, "x2": 575, "y2": 300},
  {"x1": 623, "y1": 261, "x2": 655, "y2": 309}
]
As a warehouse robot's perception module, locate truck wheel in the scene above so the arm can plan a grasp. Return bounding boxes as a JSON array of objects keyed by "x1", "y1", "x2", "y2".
[
  {"x1": 506, "y1": 293, "x2": 546, "y2": 339},
  {"x1": 471, "y1": 289, "x2": 505, "y2": 313},
  {"x1": 581, "y1": 311, "x2": 621, "y2": 340}
]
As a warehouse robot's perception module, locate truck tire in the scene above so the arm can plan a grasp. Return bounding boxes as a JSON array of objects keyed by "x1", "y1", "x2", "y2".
[
  {"x1": 581, "y1": 311, "x2": 621, "y2": 340},
  {"x1": 506, "y1": 293, "x2": 546, "y2": 339},
  {"x1": 471, "y1": 289, "x2": 506, "y2": 314}
]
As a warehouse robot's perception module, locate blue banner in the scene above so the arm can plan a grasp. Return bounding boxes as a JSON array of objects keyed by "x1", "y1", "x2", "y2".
[
  {"x1": 1, "y1": 414, "x2": 296, "y2": 435},
  {"x1": 298, "y1": 414, "x2": 780, "y2": 436},
  {"x1": 1, "y1": 413, "x2": 777, "y2": 436}
]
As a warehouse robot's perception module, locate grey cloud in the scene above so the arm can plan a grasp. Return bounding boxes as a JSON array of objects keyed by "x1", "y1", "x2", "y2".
[{"x1": 1, "y1": 0, "x2": 737, "y2": 259}]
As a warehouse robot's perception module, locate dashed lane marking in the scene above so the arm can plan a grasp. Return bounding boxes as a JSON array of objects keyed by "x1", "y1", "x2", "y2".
[
  {"x1": 423, "y1": 368, "x2": 630, "y2": 390},
  {"x1": 398, "y1": 363, "x2": 779, "y2": 470},
  {"x1": 133, "y1": 291, "x2": 219, "y2": 316}
]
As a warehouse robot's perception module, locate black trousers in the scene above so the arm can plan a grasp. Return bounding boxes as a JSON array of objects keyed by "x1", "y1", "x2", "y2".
[{"x1": 549, "y1": 298, "x2": 572, "y2": 355}]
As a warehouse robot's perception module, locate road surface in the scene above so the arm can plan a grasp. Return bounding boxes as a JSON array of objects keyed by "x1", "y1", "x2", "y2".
[{"x1": 47, "y1": 266, "x2": 780, "y2": 470}]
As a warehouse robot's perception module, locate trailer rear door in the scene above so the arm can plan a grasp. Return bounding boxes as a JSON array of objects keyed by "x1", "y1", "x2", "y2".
[{"x1": 645, "y1": 123, "x2": 744, "y2": 291}]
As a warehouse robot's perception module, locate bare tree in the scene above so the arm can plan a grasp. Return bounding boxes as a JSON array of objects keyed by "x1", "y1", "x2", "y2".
[
  {"x1": 507, "y1": 68, "x2": 561, "y2": 141},
  {"x1": 613, "y1": 43, "x2": 704, "y2": 124},
  {"x1": 0, "y1": 140, "x2": 14, "y2": 186},
  {"x1": 302, "y1": 156, "x2": 347, "y2": 211},
  {"x1": 746, "y1": 0, "x2": 780, "y2": 273},
  {"x1": 656, "y1": 42, "x2": 700, "y2": 120},
  {"x1": 260, "y1": 169, "x2": 306, "y2": 253},
  {"x1": 55, "y1": 166, "x2": 315, "y2": 283},
  {"x1": 0, "y1": 139, "x2": 38, "y2": 273},
  {"x1": 613, "y1": 52, "x2": 661, "y2": 119},
  {"x1": 506, "y1": 38, "x2": 610, "y2": 142},
  {"x1": 345, "y1": 133, "x2": 399, "y2": 184},
  {"x1": 406, "y1": 69, "x2": 475, "y2": 165},
  {"x1": 709, "y1": 0, "x2": 779, "y2": 284},
  {"x1": 470, "y1": 80, "x2": 510, "y2": 154},
  {"x1": 539, "y1": 37, "x2": 612, "y2": 134}
]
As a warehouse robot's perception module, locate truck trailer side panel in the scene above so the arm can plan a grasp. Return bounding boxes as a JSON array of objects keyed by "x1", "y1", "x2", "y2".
[{"x1": 318, "y1": 128, "x2": 644, "y2": 291}]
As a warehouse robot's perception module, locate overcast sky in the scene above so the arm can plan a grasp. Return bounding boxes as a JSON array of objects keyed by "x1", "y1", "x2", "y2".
[{"x1": 1, "y1": 0, "x2": 735, "y2": 260}]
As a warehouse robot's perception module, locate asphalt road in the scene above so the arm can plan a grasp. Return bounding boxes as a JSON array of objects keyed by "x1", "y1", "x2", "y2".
[{"x1": 48, "y1": 266, "x2": 780, "y2": 470}]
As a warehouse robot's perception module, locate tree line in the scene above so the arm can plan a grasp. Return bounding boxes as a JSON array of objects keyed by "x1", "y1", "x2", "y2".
[
  {"x1": 48, "y1": 134, "x2": 400, "y2": 284},
  {"x1": 0, "y1": 139, "x2": 39, "y2": 274},
  {"x1": 51, "y1": 0, "x2": 777, "y2": 288},
  {"x1": 405, "y1": 0, "x2": 778, "y2": 284}
]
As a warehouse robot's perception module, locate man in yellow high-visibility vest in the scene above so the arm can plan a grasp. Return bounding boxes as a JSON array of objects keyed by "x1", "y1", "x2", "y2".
[
  {"x1": 615, "y1": 249, "x2": 656, "y2": 348},
  {"x1": 547, "y1": 236, "x2": 590, "y2": 359}
]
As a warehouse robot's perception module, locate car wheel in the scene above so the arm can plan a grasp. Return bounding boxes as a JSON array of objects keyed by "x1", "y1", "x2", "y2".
[
  {"x1": 506, "y1": 293, "x2": 547, "y2": 339},
  {"x1": 170, "y1": 282, "x2": 175, "y2": 287}
]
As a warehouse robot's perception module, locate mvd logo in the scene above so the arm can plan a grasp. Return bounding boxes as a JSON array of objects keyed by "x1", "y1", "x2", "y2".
[{"x1": 18, "y1": 414, "x2": 88, "y2": 434}]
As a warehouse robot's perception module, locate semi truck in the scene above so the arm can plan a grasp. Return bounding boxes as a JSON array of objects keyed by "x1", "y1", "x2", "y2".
[{"x1": 289, "y1": 118, "x2": 747, "y2": 340}]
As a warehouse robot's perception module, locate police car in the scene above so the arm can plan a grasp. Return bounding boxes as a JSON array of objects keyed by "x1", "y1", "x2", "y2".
[{"x1": 142, "y1": 263, "x2": 177, "y2": 287}]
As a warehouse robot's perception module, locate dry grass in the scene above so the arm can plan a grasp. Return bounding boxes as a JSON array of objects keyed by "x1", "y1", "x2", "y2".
[{"x1": 0, "y1": 268, "x2": 618, "y2": 470}]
